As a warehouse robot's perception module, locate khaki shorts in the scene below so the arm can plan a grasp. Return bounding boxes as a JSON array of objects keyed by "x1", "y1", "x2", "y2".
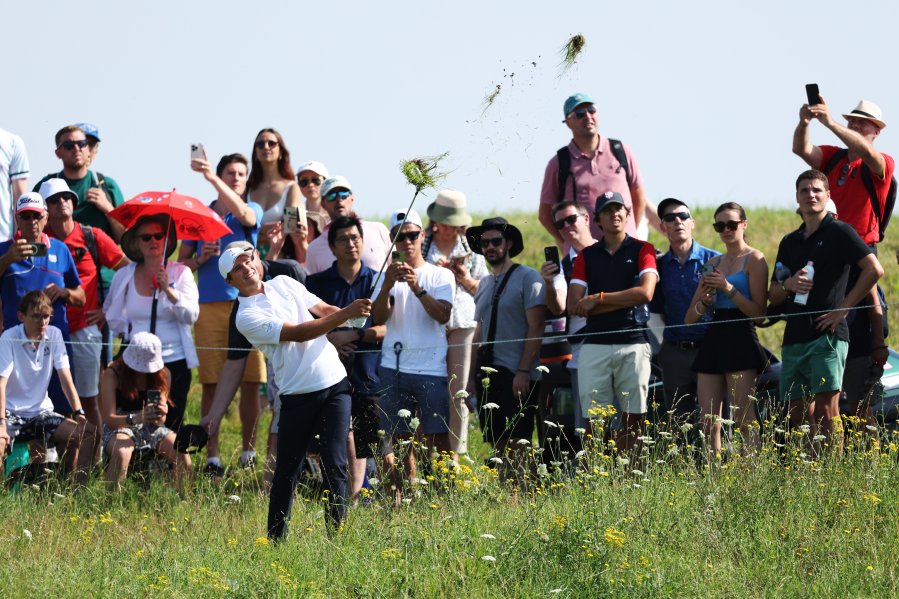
[
  {"x1": 578, "y1": 343, "x2": 651, "y2": 424},
  {"x1": 196, "y1": 301, "x2": 266, "y2": 385}
]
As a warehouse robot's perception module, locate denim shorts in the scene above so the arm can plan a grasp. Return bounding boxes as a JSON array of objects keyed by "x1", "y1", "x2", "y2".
[{"x1": 378, "y1": 368, "x2": 449, "y2": 436}]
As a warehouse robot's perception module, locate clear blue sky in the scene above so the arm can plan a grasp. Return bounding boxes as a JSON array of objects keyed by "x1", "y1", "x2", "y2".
[{"x1": 7, "y1": 0, "x2": 898, "y2": 220}]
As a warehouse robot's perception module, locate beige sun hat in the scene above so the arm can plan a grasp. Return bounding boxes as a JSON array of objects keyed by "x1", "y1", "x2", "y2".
[
  {"x1": 842, "y1": 100, "x2": 886, "y2": 129},
  {"x1": 426, "y1": 189, "x2": 472, "y2": 227}
]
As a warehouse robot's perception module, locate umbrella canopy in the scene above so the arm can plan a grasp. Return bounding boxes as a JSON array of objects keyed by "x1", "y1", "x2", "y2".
[{"x1": 109, "y1": 189, "x2": 231, "y2": 241}]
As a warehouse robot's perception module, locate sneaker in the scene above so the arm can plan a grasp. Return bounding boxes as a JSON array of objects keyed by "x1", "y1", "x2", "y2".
[
  {"x1": 204, "y1": 462, "x2": 226, "y2": 478},
  {"x1": 238, "y1": 453, "x2": 257, "y2": 469}
]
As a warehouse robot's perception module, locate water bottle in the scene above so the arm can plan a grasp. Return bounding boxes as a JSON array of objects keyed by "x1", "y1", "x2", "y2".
[{"x1": 793, "y1": 261, "x2": 815, "y2": 306}]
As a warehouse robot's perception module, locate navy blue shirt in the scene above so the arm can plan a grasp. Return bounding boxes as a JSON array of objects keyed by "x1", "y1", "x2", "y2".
[
  {"x1": 306, "y1": 264, "x2": 381, "y2": 394},
  {"x1": 651, "y1": 241, "x2": 720, "y2": 342}
]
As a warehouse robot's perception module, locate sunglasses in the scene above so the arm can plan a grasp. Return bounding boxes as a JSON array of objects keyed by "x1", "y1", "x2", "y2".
[
  {"x1": 661, "y1": 211, "x2": 691, "y2": 223},
  {"x1": 394, "y1": 230, "x2": 421, "y2": 243},
  {"x1": 139, "y1": 232, "x2": 166, "y2": 242},
  {"x1": 254, "y1": 139, "x2": 279, "y2": 149},
  {"x1": 479, "y1": 236, "x2": 505, "y2": 249},
  {"x1": 58, "y1": 139, "x2": 89, "y2": 150},
  {"x1": 324, "y1": 190, "x2": 351, "y2": 202},
  {"x1": 553, "y1": 214, "x2": 580, "y2": 229},
  {"x1": 17, "y1": 212, "x2": 44, "y2": 221},
  {"x1": 712, "y1": 220, "x2": 743, "y2": 233},
  {"x1": 572, "y1": 105, "x2": 597, "y2": 119},
  {"x1": 837, "y1": 163, "x2": 851, "y2": 186},
  {"x1": 46, "y1": 194, "x2": 72, "y2": 205},
  {"x1": 298, "y1": 176, "x2": 323, "y2": 188}
]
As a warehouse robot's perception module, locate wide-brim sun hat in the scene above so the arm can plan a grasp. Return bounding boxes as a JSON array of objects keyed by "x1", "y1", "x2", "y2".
[
  {"x1": 122, "y1": 331, "x2": 165, "y2": 373},
  {"x1": 465, "y1": 217, "x2": 524, "y2": 257},
  {"x1": 120, "y1": 214, "x2": 177, "y2": 263},
  {"x1": 426, "y1": 189, "x2": 472, "y2": 227},
  {"x1": 842, "y1": 100, "x2": 886, "y2": 129}
]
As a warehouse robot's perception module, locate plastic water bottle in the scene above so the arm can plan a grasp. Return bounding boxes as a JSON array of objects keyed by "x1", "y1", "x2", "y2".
[{"x1": 793, "y1": 261, "x2": 815, "y2": 305}]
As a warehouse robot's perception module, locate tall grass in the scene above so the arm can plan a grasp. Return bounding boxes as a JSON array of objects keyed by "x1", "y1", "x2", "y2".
[{"x1": 1, "y1": 209, "x2": 898, "y2": 597}]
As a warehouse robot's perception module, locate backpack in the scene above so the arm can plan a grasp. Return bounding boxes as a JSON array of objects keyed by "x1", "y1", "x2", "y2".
[
  {"x1": 822, "y1": 149, "x2": 897, "y2": 242},
  {"x1": 556, "y1": 138, "x2": 630, "y2": 202}
]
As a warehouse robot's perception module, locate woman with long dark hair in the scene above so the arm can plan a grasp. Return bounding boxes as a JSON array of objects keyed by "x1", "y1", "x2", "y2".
[
  {"x1": 247, "y1": 128, "x2": 300, "y2": 252},
  {"x1": 685, "y1": 202, "x2": 768, "y2": 456}
]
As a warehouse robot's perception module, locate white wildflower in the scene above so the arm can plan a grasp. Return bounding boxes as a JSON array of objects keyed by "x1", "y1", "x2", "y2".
[
  {"x1": 813, "y1": 434, "x2": 826, "y2": 441},
  {"x1": 226, "y1": 495, "x2": 241, "y2": 504},
  {"x1": 680, "y1": 423, "x2": 694, "y2": 432},
  {"x1": 409, "y1": 417, "x2": 421, "y2": 430},
  {"x1": 483, "y1": 402, "x2": 500, "y2": 410},
  {"x1": 480, "y1": 366, "x2": 498, "y2": 374},
  {"x1": 397, "y1": 409, "x2": 412, "y2": 418},
  {"x1": 23, "y1": 529, "x2": 32, "y2": 541},
  {"x1": 454, "y1": 390, "x2": 470, "y2": 400},
  {"x1": 631, "y1": 469, "x2": 644, "y2": 477},
  {"x1": 616, "y1": 457, "x2": 630, "y2": 466},
  {"x1": 575, "y1": 450, "x2": 587, "y2": 459},
  {"x1": 537, "y1": 464, "x2": 549, "y2": 477},
  {"x1": 574, "y1": 427, "x2": 586, "y2": 436},
  {"x1": 368, "y1": 477, "x2": 380, "y2": 487},
  {"x1": 544, "y1": 420, "x2": 559, "y2": 429},
  {"x1": 799, "y1": 424, "x2": 811, "y2": 433},
  {"x1": 481, "y1": 555, "x2": 497, "y2": 562},
  {"x1": 488, "y1": 457, "x2": 504, "y2": 465},
  {"x1": 516, "y1": 438, "x2": 530, "y2": 445}
]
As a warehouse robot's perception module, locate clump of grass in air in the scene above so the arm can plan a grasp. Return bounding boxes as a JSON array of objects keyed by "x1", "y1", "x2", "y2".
[
  {"x1": 559, "y1": 33, "x2": 586, "y2": 76},
  {"x1": 400, "y1": 152, "x2": 449, "y2": 197},
  {"x1": 481, "y1": 84, "x2": 502, "y2": 115}
]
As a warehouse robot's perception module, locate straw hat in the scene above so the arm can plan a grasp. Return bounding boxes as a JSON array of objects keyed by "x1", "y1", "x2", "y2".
[{"x1": 842, "y1": 100, "x2": 886, "y2": 129}]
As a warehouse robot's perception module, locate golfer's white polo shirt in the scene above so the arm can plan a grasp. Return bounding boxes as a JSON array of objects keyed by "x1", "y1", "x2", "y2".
[
  {"x1": 236, "y1": 275, "x2": 345, "y2": 396},
  {"x1": 0, "y1": 324, "x2": 69, "y2": 418}
]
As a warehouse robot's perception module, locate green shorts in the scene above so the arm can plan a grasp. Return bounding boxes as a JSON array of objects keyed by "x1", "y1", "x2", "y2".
[{"x1": 780, "y1": 334, "x2": 848, "y2": 402}]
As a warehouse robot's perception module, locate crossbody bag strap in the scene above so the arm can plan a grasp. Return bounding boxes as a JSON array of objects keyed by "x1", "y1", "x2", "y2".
[{"x1": 484, "y1": 263, "x2": 520, "y2": 347}]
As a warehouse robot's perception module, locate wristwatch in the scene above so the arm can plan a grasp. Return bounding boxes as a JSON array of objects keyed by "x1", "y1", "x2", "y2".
[
  {"x1": 415, "y1": 288, "x2": 428, "y2": 298},
  {"x1": 73, "y1": 408, "x2": 86, "y2": 418},
  {"x1": 126, "y1": 413, "x2": 135, "y2": 426}
]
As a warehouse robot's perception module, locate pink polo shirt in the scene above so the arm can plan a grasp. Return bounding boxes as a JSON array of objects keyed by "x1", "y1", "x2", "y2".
[
  {"x1": 540, "y1": 137, "x2": 644, "y2": 243},
  {"x1": 305, "y1": 215, "x2": 392, "y2": 275}
]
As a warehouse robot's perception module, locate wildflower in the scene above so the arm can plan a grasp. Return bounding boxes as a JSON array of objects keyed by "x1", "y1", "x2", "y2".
[
  {"x1": 254, "y1": 537, "x2": 270, "y2": 546},
  {"x1": 480, "y1": 366, "x2": 498, "y2": 374},
  {"x1": 409, "y1": 417, "x2": 421, "y2": 430},
  {"x1": 775, "y1": 427, "x2": 785, "y2": 434},
  {"x1": 397, "y1": 409, "x2": 412, "y2": 418},
  {"x1": 575, "y1": 450, "x2": 586, "y2": 459},
  {"x1": 227, "y1": 539, "x2": 237, "y2": 546},
  {"x1": 863, "y1": 492, "x2": 882, "y2": 505},
  {"x1": 813, "y1": 435, "x2": 826, "y2": 442},
  {"x1": 799, "y1": 424, "x2": 811, "y2": 433},
  {"x1": 377, "y1": 429, "x2": 386, "y2": 438},
  {"x1": 631, "y1": 470, "x2": 644, "y2": 477},
  {"x1": 544, "y1": 420, "x2": 559, "y2": 429},
  {"x1": 454, "y1": 390, "x2": 469, "y2": 400},
  {"x1": 23, "y1": 529, "x2": 32, "y2": 541},
  {"x1": 616, "y1": 457, "x2": 630, "y2": 466},
  {"x1": 368, "y1": 477, "x2": 380, "y2": 487},
  {"x1": 866, "y1": 425, "x2": 878, "y2": 433},
  {"x1": 52, "y1": 492, "x2": 65, "y2": 499},
  {"x1": 488, "y1": 457, "x2": 504, "y2": 465},
  {"x1": 537, "y1": 464, "x2": 549, "y2": 477},
  {"x1": 516, "y1": 439, "x2": 531, "y2": 445},
  {"x1": 680, "y1": 423, "x2": 694, "y2": 432},
  {"x1": 226, "y1": 495, "x2": 241, "y2": 504},
  {"x1": 480, "y1": 534, "x2": 496, "y2": 539},
  {"x1": 481, "y1": 555, "x2": 497, "y2": 562},
  {"x1": 536, "y1": 365, "x2": 550, "y2": 374},
  {"x1": 720, "y1": 419, "x2": 735, "y2": 426},
  {"x1": 575, "y1": 427, "x2": 586, "y2": 435},
  {"x1": 604, "y1": 526, "x2": 625, "y2": 548},
  {"x1": 483, "y1": 402, "x2": 500, "y2": 410},
  {"x1": 550, "y1": 461, "x2": 563, "y2": 467}
]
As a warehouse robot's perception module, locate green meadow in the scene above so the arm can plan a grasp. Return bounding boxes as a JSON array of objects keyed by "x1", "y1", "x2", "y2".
[{"x1": 1, "y1": 208, "x2": 898, "y2": 598}]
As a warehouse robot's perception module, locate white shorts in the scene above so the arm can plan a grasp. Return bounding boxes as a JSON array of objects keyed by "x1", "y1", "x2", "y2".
[
  {"x1": 577, "y1": 343, "x2": 651, "y2": 424},
  {"x1": 71, "y1": 325, "x2": 103, "y2": 398}
]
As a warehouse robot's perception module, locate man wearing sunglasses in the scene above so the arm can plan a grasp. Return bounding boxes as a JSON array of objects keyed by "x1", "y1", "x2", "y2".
[
  {"x1": 295, "y1": 160, "x2": 329, "y2": 216},
  {"x1": 42, "y1": 178, "x2": 128, "y2": 443},
  {"x1": 539, "y1": 93, "x2": 647, "y2": 250},
  {"x1": 468, "y1": 216, "x2": 546, "y2": 459},
  {"x1": 793, "y1": 99, "x2": 894, "y2": 247},
  {"x1": 34, "y1": 125, "x2": 125, "y2": 244},
  {"x1": 649, "y1": 198, "x2": 719, "y2": 442},
  {"x1": 0, "y1": 193, "x2": 85, "y2": 415},
  {"x1": 372, "y1": 209, "x2": 454, "y2": 500},
  {"x1": 304, "y1": 176, "x2": 391, "y2": 275}
]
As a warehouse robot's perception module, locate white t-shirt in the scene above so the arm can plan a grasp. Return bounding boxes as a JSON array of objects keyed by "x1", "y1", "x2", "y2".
[
  {"x1": 236, "y1": 275, "x2": 345, "y2": 395},
  {"x1": 0, "y1": 129, "x2": 30, "y2": 241},
  {"x1": 306, "y1": 218, "x2": 392, "y2": 275},
  {"x1": 374, "y1": 262, "x2": 455, "y2": 376},
  {"x1": 0, "y1": 324, "x2": 68, "y2": 419}
]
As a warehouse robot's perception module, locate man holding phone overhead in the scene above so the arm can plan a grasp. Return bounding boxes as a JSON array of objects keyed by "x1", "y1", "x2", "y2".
[{"x1": 792, "y1": 90, "x2": 894, "y2": 246}]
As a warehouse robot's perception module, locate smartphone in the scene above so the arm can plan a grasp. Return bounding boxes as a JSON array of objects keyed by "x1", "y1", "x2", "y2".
[
  {"x1": 30, "y1": 242, "x2": 47, "y2": 257},
  {"x1": 282, "y1": 205, "x2": 305, "y2": 234},
  {"x1": 805, "y1": 83, "x2": 820, "y2": 106},
  {"x1": 392, "y1": 250, "x2": 405, "y2": 263},
  {"x1": 450, "y1": 252, "x2": 471, "y2": 267},
  {"x1": 544, "y1": 246, "x2": 561, "y2": 267},
  {"x1": 701, "y1": 262, "x2": 717, "y2": 294},
  {"x1": 145, "y1": 389, "x2": 161, "y2": 407},
  {"x1": 190, "y1": 143, "x2": 205, "y2": 161}
]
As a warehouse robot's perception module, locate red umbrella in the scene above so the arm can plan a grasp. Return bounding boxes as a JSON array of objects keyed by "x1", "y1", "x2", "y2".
[{"x1": 109, "y1": 189, "x2": 232, "y2": 241}]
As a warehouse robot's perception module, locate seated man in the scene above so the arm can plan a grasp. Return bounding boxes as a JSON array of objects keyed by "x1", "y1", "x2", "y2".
[{"x1": 0, "y1": 291, "x2": 96, "y2": 485}]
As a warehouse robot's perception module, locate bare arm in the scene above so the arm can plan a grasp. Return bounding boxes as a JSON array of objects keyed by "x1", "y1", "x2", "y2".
[
  {"x1": 57, "y1": 367, "x2": 82, "y2": 413},
  {"x1": 192, "y1": 155, "x2": 258, "y2": 227},
  {"x1": 280, "y1": 299, "x2": 371, "y2": 343},
  {"x1": 792, "y1": 104, "x2": 823, "y2": 169},
  {"x1": 813, "y1": 99, "x2": 886, "y2": 178},
  {"x1": 199, "y1": 357, "x2": 248, "y2": 437},
  {"x1": 630, "y1": 186, "x2": 646, "y2": 230},
  {"x1": 0, "y1": 376, "x2": 8, "y2": 454},
  {"x1": 540, "y1": 261, "x2": 566, "y2": 316},
  {"x1": 11, "y1": 179, "x2": 28, "y2": 201}
]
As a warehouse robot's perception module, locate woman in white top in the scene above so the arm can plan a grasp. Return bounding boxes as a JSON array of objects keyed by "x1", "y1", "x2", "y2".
[
  {"x1": 422, "y1": 190, "x2": 487, "y2": 457},
  {"x1": 247, "y1": 128, "x2": 300, "y2": 254},
  {"x1": 104, "y1": 214, "x2": 199, "y2": 431}
]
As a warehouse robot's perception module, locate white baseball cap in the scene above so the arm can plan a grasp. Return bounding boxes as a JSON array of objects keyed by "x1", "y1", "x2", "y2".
[
  {"x1": 16, "y1": 192, "x2": 46, "y2": 215},
  {"x1": 219, "y1": 245, "x2": 255, "y2": 280},
  {"x1": 296, "y1": 160, "x2": 329, "y2": 178},
  {"x1": 390, "y1": 208, "x2": 423, "y2": 231},
  {"x1": 38, "y1": 178, "x2": 78, "y2": 207}
]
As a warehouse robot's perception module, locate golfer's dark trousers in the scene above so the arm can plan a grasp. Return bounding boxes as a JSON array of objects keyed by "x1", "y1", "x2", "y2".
[{"x1": 268, "y1": 378, "x2": 351, "y2": 540}]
